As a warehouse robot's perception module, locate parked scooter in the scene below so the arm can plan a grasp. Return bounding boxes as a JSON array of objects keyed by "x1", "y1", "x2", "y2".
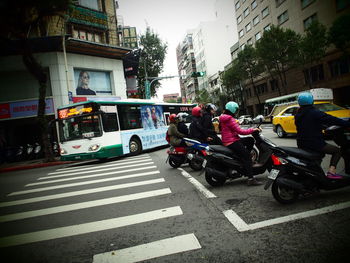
[
  {"x1": 33, "y1": 142, "x2": 43, "y2": 159},
  {"x1": 264, "y1": 125, "x2": 350, "y2": 204},
  {"x1": 166, "y1": 138, "x2": 208, "y2": 171},
  {"x1": 202, "y1": 116, "x2": 276, "y2": 186}
]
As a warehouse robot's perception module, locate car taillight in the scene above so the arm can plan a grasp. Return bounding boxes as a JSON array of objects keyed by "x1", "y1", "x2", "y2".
[{"x1": 271, "y1": 154, "x2": 287, "y2": 165}]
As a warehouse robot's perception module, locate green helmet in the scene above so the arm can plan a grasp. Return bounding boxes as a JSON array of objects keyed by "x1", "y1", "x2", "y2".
[{"x1": 225, "y1": 101, "x2": 239, "y2": 114}]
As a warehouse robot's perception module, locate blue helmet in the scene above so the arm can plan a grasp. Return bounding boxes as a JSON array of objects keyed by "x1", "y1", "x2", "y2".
[
  {"x1": 298, "y1": 92, "x2": 314, "y2": 106},
  {"x1": 225, "y1": 101, "x2": 239, "y2": 114}
]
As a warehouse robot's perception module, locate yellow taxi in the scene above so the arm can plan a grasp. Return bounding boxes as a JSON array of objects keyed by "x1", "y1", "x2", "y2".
[{"x1": 272, "y1": 101, "x2": 350, "y2": 138}]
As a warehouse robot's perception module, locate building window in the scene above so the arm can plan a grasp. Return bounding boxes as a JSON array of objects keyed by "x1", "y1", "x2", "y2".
[
  {"x1": 73, "y1": 27, "x2": 103, "y2": 43},
  {"x1": 245, "y1": 88, "x2": 252, "y2": 98},
  {"x1": 253, "y1": 15, "x2": 260, "y2": 26},
  {"x1": 235, "y1": 1, "x2": 241, "y2": 10},
  {"x1": 264, "y1": 24, "x2": 271, "y2": 31},
  {"x1": 255, "y1": 31, "x2": 261, "y2": 41},
  {"x1": 275, "y1": 0, "x2": 286, "y2": 7},
  {"x1": 277, "y1": 11, "x2": 289, "y2": 25},
  {"x1": 244, "y1": 7, "x2": 250, "y2": 18},
  {"x1": 239, "y1": 29, "x2": 244, "y2": 38},
  {"x1": 237, "y1": 15, "x2": 242, "y2": 24},
  {"x1": 303, "y1": 13, "x2": 317, "y2": 29},
  {"x1": 251, "y1": 0, "x2": 258, "y2": 10},
  {"x1": 247, "y1": 38, "x2": 253, "y2": 45},
  {"x1": 303, "y1": 64, "x2": 324, "y2": 84},
  {"x1": 301, "y1": 0, "x2": 316, "y2": 9},
  {"x1": 241, "y1": 43, "x2": 246, "y2": 50},
  {"x1": 270, "y1": 79, "x2": 278, "y2": 91},
  {"x1": 78, "y1": 0, "x2": 99, "y2": 10},
  {"x1": 256, "y1": 83, "x2": 267, "y2": 95},
  {"x1": 329, "y1": 56, "x2": 350, "y2": 77},
  {"x1": 262, "y1": 7, "x2": 269, "y2": 18},
  {"x1": 245, "y1": 22, "x2": 252, "y2": 32},
  {"x1": 336, "y1": 0, "x2": 350, "y2": 11}
]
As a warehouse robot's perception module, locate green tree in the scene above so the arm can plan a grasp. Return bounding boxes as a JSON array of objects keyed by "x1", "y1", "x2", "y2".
[
  {"x1": 297, "y1": 21, "x2": 328, "y2": 89},
  {"x1": 329, "y1": 13, "x2": 350, "y2": 54},
  {"x1": 0, "y1": 0, "x2": 71, "y2": 162},
  {"x1": 194, "y1": 89, "x2": 210, "y2": 105},
  {"x1": 237, "y1": 45, "x2": 264, "y2": 106},
  {"x1": 138, "y1": 27, "x2": 167, "y2": 98},
  {"x1": 256, "y1": 25, "x2": 300, "y2": 95}
]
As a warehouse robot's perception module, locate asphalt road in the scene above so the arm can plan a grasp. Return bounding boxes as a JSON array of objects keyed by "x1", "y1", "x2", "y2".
[{"x1": 0, "y1": 128, "x2": 349, "y2": 263}]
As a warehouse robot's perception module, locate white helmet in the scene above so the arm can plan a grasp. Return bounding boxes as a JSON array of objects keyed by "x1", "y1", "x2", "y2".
[{"x1": 176, "y1": 112, "x2": 189, "y2": 122}]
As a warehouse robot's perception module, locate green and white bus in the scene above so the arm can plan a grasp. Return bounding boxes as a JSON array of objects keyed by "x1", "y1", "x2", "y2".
[{"x1": 57, "y1": 99, "x2": 195, "y2": 161}]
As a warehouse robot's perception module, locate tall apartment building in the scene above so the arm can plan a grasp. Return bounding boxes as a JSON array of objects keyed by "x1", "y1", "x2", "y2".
[
  {"x1": 0, "y1": 0, "x2": 131, "y2": 147},
  {"x1": 176, "y1": 31, "x2": 199, "y2": 102},
  {"x1": 230, "y1": 0, "x2": 350, "y2": 115}
]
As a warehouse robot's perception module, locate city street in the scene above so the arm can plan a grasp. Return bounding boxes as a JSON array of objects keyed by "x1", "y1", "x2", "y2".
[{"x1": 0, "y1": 128, "x2": 350, "y2": 263}]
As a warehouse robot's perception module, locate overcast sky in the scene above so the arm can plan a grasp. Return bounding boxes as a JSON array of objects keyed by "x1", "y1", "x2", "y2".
[{"x1": 118, "y1": 0, "x2": 217, "y2": 100}]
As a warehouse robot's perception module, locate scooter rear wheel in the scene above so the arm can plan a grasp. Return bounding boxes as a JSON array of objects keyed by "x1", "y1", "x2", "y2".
[
  {"x1": 271, "y1": 181, "x2": 298, "y2": 204},
  {"x1": 205, "y1": 171, "x2": 226, "y2": 186},
  {"x1": 169, "y1": 157, "x2": 182, "y2": 168}
]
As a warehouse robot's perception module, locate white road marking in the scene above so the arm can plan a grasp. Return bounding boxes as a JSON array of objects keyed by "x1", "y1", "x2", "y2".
[
  {"x1": 0, "y1": 178, "x2": 165, "y2": 208},
  {"x1": 33, "y1": 163, "x2": 155, "y2": 184},
  {"x1": 8, "y1": 170, "x2": 160, "y2": 196},
  {"x1": 0, "y1": 206, "x2": 183, "y2": 248},
  {"x1": 42, "y1": 162, "x2": 154, "y2": 179},
  {"x1": 48, "y1": 158, "x2": 152, "y2": 175},
  {"x1": 224, "y1": 200, "x2": 350, "y2": 232},
  {"x1": 92, "y1": 233, "x2": 201, "y2": 263},
  {"x1": 178, "y1": 168, "x2": 216, "y2": 199},
  {"x1": 0, "y1": 188, "x2": 172, "y2": 223}
]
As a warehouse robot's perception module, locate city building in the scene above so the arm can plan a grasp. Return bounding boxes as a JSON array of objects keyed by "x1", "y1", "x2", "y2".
[
  {"x1": 163, "y1": 93, "x2": 180, "y2": 102},
  {"x1": 176, "y1": 31, "x2": 199, "y2": 102},
  {"x1": 0, "y1": 0, "x2": 131, "y2": 147},
  {"x1": 230, "y1": 0, "x2": 350, "y2": 115}
]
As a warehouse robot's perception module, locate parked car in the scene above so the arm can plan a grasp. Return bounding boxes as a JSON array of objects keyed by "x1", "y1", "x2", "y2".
[{"x1": 272, "y1": 101, "x2": 350, "y2": 138}]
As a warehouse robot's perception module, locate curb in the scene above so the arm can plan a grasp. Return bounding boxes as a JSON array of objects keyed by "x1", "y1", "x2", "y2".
[{"x1": 0, "y1": 161, "x2": 75, "y2": 173}]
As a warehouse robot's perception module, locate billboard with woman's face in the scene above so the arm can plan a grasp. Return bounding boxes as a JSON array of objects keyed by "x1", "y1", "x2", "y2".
[{"x1": 74, "y1": 69, "x2": 112, "y2": 96}]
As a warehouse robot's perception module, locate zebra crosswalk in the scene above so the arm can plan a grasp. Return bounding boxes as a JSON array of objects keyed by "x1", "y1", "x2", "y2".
[{"x1": 0, "y1": 154, "x2": 202, "y2": 262}]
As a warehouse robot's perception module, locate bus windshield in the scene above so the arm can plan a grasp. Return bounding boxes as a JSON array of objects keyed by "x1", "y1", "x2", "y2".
[{"x1": 59, "y1": 114, "x2": 102, "y2": 142}]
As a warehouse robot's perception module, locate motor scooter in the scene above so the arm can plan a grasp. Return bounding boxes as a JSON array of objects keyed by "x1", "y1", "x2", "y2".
[
  {"x1": 166, "y1": 138, "x2": 208, "y2": 171},
  {"x1": 264, "y1": 125, "x2": 350, "y2": 204},
  {"x1": 202, "y1": 116, "x2": 276, "y2": 186}
]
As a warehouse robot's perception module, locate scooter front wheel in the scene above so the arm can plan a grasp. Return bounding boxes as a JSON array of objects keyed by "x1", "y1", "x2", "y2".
[
  {"x1": 189, "y1": 158, "x2": 203, "y2": 171},
  {"x1": 205, "y1": 171, "x2": 226, "y2": 186},
  {"x1": 271, "y1": 181, "x2": 298, "y2": 204}
]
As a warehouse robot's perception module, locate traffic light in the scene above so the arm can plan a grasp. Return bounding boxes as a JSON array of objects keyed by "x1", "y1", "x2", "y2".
[{"x1": 191, "y1": 71, "x2": 205, "y2": 77}]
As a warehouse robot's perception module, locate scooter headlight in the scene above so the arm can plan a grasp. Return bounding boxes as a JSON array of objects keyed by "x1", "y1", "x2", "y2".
[{"x1": 88, "y1": 144, "x2": 100, "y2": 151}]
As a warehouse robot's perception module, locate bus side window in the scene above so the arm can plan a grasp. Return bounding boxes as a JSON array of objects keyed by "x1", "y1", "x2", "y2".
[
  {"x1": 102, "y1": 113, "x2": 119, "y2": 132},
  {"x1": 117, "y1": 105, "x2": 142, "y2": 130}
]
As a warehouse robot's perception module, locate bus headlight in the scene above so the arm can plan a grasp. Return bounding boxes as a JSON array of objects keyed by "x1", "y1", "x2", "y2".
[
  {"x1": 88, "y1": 144, "x2": 100, "y2": 151},
  {"x1": 60, "y1": 148, "x2": 67, "y2": 155}
]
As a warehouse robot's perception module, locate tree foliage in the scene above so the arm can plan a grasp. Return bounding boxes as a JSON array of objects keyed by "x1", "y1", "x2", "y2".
[
  {"x1": 194, "y1": 89, "x2": 210, "y2": 105},
  {"x1": 329, "y1": 13, "x2": 350, "y2": 54},
  {"x1": 0, "y1": 0, "x2": 72, "y2": 162},
  {"x1": 138, "y1": 27, "x2": 167, "y2": 97}
]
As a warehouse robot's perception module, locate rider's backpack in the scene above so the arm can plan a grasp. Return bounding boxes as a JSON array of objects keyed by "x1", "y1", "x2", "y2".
[{"x1": 165, "y1": 131, "x2": 170, "y2": 143}]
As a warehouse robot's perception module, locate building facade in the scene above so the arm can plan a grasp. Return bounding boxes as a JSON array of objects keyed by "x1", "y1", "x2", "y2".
[
  {"x1": 0, "y1": 0, "x2": 131, "y2": 149},
  {"x1": 231, "y1": 0, "x2": 350, "y2": 115}
]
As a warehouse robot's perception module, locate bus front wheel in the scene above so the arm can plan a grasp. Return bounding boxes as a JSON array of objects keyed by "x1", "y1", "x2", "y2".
[{"x1": 129, "y1": 137, "x2": 142, "y2": 156}]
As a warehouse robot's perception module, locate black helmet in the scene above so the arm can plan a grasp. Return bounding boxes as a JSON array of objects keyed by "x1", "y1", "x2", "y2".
[{"x1": 205, "y1": 103, "x2": 217, "y2": 112}]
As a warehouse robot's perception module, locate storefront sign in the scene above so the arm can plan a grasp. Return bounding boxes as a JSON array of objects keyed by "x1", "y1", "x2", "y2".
[{"x1": 0, "y1": 103, "x2": 11, "y2": 119}]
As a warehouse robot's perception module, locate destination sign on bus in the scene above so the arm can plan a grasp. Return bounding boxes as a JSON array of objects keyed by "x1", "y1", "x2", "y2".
[{"x1": 58, "y1": 106, "x2": 93, "y2": 119}]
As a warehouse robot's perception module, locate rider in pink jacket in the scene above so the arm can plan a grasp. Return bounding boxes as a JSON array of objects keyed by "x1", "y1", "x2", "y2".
[{"x1": 220, "y1": 101, "x2": 262, "y2": 186}]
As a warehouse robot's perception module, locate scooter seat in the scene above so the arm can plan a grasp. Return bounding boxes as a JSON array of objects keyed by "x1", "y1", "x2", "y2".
[
  {"x1": 209, "y1": 145, "x2": 234, "y2": 156},
  {"x1": 277, "y1": 146, "x2": 324, "y2": 160}
]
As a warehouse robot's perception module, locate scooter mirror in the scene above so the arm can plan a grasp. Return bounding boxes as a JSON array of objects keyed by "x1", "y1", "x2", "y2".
[{"x1": 253, "y1": 115, "x2": 264, "y2": 124}]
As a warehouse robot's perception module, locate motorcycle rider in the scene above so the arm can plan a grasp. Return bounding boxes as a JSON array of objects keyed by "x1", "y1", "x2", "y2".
[
  {"x1": 220, "y1": 101, "x2": 262, "y2": 186},
  {"x1": 167, "y1": 114, "x2": 186, "y2": 147},
  {"x1": 176, "y1": 112, "x2": 189, "y2": 136},
  {"x1": 295, "y1": 92, "x2": 350, "y2": 178},
  {"x1": 189, "y1": 106, "x2": 213, "y2": 143},
  {"x1": 201, "y1": 103, "x2": 222, "y2": 145}
]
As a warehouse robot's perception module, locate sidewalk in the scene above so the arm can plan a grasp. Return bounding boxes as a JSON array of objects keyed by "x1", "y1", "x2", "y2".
[{"x1": 0, "y1": 158, "x2": 75, "y2": 173}]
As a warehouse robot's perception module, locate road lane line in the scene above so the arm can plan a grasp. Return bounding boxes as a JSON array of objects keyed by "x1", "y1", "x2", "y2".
[
  {"x1": 224, "y1": 201, "x2": 350, "y2": 232},
  {"x1": 0, "y1": 178, "x2": 165, "y2": 208},
  {"x1": 48, "y1": 158, "x2": 152, "y2": 175},
  {"x1": 0, "y1": 206, "x2": 183, "y2": 248},
  {"x1": 34, "y1": 163, "x2": 155, "y2": 184},
  {"x1": 43, "y1": 162, "x2": 154, "y2": 178},
  {"x1": 92, "y1": 233, "x2": 201, "y2": 263},
  {"x1": 178, "y1": 168, "x2": 216, "y2": 199},
  {"x1": 0, "y1": 188, "x2": 172, "y2": 223},
  {"x1": 8, "y1": 170, "x2": 160, "y2": 196}
]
